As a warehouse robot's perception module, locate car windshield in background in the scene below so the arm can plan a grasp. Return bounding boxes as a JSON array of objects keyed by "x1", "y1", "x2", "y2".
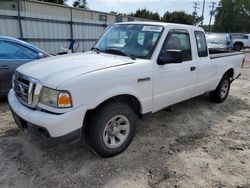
[
  {"x1": 94, "y1": 24, "x2": 163, "y2": 59},
  {"x1": 206, "y1": 34, "x2": 227, "y2": 44}
]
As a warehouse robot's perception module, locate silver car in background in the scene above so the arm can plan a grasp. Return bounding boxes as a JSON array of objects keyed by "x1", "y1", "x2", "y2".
[{"x1": 206, "y1": 33, "x2": 234, "y2": 53}]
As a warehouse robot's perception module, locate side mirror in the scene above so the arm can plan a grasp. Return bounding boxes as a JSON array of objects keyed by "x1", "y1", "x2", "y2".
[
  {"x1": 38, "y1": 52, "x2": 45, "y2": 59},
  {"x1": 157, "y1": 50, "x2": 183, "y2": 65}
]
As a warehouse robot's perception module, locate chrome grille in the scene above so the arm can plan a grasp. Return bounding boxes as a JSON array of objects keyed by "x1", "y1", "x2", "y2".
[{"x1": 13, "y1": 72, "x2": 41, "y2": 108}]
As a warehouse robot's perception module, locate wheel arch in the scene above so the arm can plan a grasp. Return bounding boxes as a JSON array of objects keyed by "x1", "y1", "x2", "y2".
[
  {"x1": 224, "y1": 68, "x2": 234, "y2": 79},
  {"x1": 234, "y1": 41, "x2": 244, "y2": 49},
  {"x1": 84, "y1": 94, "x2": 143, "y2": 125}
]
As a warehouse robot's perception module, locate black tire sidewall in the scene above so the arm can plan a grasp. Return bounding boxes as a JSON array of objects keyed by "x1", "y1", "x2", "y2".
[
  {"x1": 218, "y1": 75, "x2": 230, "y2": 101},
  {"x1": 234, "y1": 44, "x2": 242, "y2": 51},
  {"x1": 209, "y1": 74, "x2": 231, "y2": 103},
  {"x1": 211, "y1": 74, "x2": 231, "y2": 103},
  {"x1": 86, "y1": 102, "x2": 136, "y2": 157}
]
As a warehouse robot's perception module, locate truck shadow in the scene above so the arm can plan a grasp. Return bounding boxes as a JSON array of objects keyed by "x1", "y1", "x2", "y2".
[
  {"x1": 40, "y1": 94, "x2": 250, "y2": 158},
  {"x1": 0, "y1": 93, "x2": 249, "y2": 187},
  {"x1": 2, "y1": 94, "x2": 249, "y2": 156},
  {"x1": 0, "y1": 95, "x2": 8, "y2": 103},
  {"x1": 0, "y1": 96, "x2": 9, "y2": 113}
]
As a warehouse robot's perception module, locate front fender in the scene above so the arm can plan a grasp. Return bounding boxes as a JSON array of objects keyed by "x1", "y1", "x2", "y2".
[{"x1": 58, "y1": 64, "x2": 154, "y2": 114}]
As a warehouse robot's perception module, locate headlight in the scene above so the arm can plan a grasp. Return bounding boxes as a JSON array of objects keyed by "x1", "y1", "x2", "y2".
[{"x1": 39, "y1": 87, "x2": 72, "y2": 108}]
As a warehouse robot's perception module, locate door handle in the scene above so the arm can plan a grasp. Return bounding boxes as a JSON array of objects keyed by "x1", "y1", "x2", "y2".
[
  {"x1": 1, "y1": 65, "x2": 9, "y2": 69},
  {"x1": 190, "y1": 66, "x2": 196, "y2": 71}
]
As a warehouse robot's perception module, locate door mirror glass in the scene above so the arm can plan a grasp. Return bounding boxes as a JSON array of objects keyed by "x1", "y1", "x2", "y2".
[
  {"x1": 38, "y1": 52, "x2": 44, "y2": 59},
  {"x1": 157, "y1": 50, "x2": 183, "y2": 65}
]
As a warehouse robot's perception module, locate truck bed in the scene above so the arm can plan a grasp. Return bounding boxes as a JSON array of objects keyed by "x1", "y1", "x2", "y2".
[{"x1": 210, "y1": 51, "x2": 244, "y2": 59}]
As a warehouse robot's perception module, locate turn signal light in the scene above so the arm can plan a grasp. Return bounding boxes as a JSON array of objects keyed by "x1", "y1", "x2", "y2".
[{"x1": 58, "y1": 93, "x2": 72, "y2": 107}]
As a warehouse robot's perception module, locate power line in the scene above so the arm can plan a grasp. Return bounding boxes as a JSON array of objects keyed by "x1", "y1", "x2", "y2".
[{"x1": 208, "y1": 2, "x2": 217, "y2": 31}]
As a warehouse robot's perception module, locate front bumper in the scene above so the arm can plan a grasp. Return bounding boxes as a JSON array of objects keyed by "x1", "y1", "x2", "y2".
[{"x1": 8, "y1": 89, "x2": 87, "y2": 142}]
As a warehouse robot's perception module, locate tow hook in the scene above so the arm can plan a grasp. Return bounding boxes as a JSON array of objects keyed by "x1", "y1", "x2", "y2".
[{"x1": 230, "y1": 73, "x2": 241, "y2": 83}]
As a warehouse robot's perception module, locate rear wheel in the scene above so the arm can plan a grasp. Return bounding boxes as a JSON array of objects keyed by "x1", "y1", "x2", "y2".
[
  {"x1": 85, "y1": 102, "x2": 137, "y2": 157},
  {"x1": 234, "y1": 43, "x2": 243, "y2": 51},
  {"x1": 209, "y1": 74, "x2": 231, "y2": 103}
]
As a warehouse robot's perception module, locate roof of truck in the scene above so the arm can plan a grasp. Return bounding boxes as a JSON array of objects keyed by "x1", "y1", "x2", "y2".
[{"x1": 115, "y1": 21, "x2": 203, "y2": 31}]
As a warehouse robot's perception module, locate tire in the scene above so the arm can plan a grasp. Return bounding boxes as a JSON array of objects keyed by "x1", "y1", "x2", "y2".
[
  {"x1": 209, "y1": 74, "x2": 231, "y2": 103},
  {"x1": 85, "y1": 102, "x2": 137, "y2": 158},
  {"x1": 234, "y1": 43, "x2": 243, "y2": 51}
]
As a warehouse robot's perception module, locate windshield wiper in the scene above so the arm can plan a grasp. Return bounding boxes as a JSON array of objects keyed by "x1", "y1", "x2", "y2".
[
  {"x1": 104, "y1": 48, "x2": 136, "y2": 60},
  {"x1": 91, "y1": 47, "x2": 101, "y2": 53}
]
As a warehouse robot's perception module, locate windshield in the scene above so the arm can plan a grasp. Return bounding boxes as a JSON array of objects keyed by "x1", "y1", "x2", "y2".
[
  {"x1": 94, "y1": 24, "x2": 163, "y2": 59},
  {"x1": 206, "y1": 34, "x2": 227, "y2": 44}
]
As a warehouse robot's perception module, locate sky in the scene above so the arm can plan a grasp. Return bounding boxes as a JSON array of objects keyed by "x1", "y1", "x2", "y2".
[{"x1": 67, "y1": 0, "x2": 220, "y2": 25}]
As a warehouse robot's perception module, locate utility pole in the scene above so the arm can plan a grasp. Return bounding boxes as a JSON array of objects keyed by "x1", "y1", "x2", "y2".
[
  {"x1": 208, "y1": 2, "x2": 216, "y2": 31},
  {"x1": 201, "y1": 0, "x2": 206, "y2": 26},
  {"x1": 193, "y1": 2, "x2": 200, "y2": 25},
  {"x1": 193, "y1": 2, "x2": 200, "y2": 15}
]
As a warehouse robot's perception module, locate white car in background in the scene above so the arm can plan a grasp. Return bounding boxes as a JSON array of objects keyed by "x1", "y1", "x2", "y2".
[{"x1": 232, "y1": 34, "x2": 250, "y2": 51}]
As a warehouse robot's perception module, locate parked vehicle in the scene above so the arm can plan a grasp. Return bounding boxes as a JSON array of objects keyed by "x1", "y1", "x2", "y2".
[
  {"x1": 8, "y1": 22, "x2": 245, "y2": 157},
  {"x1": 0, "y1": 36, "x2": 50, "y2": 96},
  {"x1": 232, "y1": 34, "x2": 250, "y2": 51},
  {"x1": 206, "y1": 33, "x2": 234, "y2": 53},
  {"x1": 230, "y1": 33, "x2": 246, "y2": 40}
]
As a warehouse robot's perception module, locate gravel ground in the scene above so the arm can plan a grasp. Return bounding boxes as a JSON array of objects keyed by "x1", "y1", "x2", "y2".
[{"x1": 0, "y1": 53, "x2": 249, "y2": 188}]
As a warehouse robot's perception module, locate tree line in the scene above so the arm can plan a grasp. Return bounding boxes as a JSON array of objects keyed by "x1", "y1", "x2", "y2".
[
  {"x1": 39, "y1": 0, "x2": 250, "y2": 33},
  {"x1": 213, "y1": 0, "x2": 250, "y2": 32},
  {"x1": 38, "y1": 0, "x2": 87, "y2": 8},
  {"x1": 130, "y1": 9, "x2": 197, "y2": 25}
]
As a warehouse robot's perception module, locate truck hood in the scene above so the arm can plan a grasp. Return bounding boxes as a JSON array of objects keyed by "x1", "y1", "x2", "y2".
[{"x1": 17, "y1": 51, "x2": 134, "y2": 88}]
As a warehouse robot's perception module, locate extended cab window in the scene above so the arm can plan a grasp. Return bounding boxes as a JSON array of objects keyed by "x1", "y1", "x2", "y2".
[
  {"x1": 194, "y1": 31, "x2": 208, "y2": 57},
  {"x1": 162, "y1": 31, "x2": 192, "y2": 61}
]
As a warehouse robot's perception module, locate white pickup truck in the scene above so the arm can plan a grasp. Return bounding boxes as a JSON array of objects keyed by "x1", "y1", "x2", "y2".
[
  {"x1": 8, "y1": 22, "x2": 245, "y2": 157},
  {"x1": 233, "y1": 34, "x2": 250, "y2": 51}
]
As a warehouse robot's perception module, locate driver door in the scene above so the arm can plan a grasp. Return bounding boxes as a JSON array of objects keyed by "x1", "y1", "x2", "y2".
[{"x1": 153, "y1": 29, "x2": 198, "y2": 111}]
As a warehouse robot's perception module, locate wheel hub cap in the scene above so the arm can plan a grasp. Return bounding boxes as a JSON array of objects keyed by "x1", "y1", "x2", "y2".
[
  {"x1": 220, "y1": 80, "x2": 229, "y2": 98},
  {"x1": 103, "y1": 115, "x2": 130, "y2": 148}
]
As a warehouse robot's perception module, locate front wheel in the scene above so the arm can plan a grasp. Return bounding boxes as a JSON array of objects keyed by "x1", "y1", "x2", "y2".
[
  {"x1": 85, "y1": 102, "x2": 137, "y2": 157},
  {"x1": 209, "y1": 74, "x2": 231, "y2": 103}
]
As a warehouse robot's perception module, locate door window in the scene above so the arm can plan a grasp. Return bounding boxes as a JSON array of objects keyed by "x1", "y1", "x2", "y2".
[
  {"x1": 243, "y1": 35, "x2": 249, "y2": 39},
  {"x1": 194, "y1": 31, "x2": 208, "y2": 57},
  {"x1": 162, "y1": 31, "x2": 192, "y2": 61},
  {"x1": 0, "y1": 41, "x2": 39, "y2": 60}
]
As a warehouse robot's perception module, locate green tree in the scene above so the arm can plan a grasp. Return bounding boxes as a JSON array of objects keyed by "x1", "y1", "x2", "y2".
[
  {"x1": 162, "y1": 11, "x2": 197, "y2": 25},
  {"x1": 214, "y1": 0, "x2": 250, "y2": 32},
  {"x1": 73, "y1": 0, "x2": 87, "y2": 8},
  {"x1": 130, "y1": 9, "x2": 160, "y2": 21},
  {"x1": 38, "y1": 0, "x2": 67, "y2": 4}
]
